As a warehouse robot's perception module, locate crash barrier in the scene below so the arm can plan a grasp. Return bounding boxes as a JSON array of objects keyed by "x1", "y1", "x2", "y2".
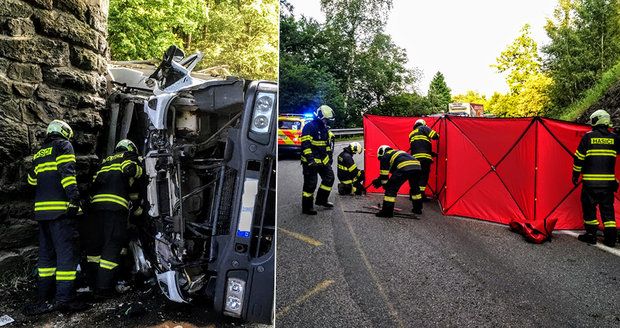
[
  {"x1": 331, "y1": 128, "x2": 364, "y2": 136},
  {"x1": 363, "y1": 114, "x2": 620, "y2": 230}
]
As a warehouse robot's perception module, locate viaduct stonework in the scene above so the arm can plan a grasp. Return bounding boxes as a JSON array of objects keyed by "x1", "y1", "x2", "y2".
[{"x1": 0, "y1": 0, "x2": 109, "y2": 276}]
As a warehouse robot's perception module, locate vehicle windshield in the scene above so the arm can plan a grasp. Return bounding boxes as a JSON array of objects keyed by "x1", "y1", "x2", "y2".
[{"x1": 279, "y1": 120, "x2": 302, "y2": 130}]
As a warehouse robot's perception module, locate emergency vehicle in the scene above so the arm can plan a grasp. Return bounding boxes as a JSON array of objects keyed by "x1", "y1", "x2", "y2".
[{"x1": 278, "y1": 114, "x2": 311, "y2": 153}]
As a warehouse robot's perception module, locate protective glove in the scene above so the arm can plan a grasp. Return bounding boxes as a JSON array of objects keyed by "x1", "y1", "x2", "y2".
[
  {"x1": 572, "y1": 172, "x2": 580, "y2": 186},
  {"x1": 66, "y1": 202, "x2": 81, "y2": 218},
  {"x1": 372, "y1": 178, "x2": 383, "y2": 189}
]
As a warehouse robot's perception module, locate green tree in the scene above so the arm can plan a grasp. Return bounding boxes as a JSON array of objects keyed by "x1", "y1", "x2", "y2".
[
  {"x1": 368, "y1": 92, "x2": 431, "y2": 117},
  {"x1": 490, "y1": 24, "x2": 552, "y2": 117},
  {"x1": 543, "y1": 0, "x2": 620, "y2": 113},
  {"x1": 427, "y1": 71, "x2": 451, "y2": 111},
  {"x1": 108, "y1": 0, "x2": 278, "y2": 80},
  {"x1": 452, "y1": 90, "x2": 488, "y2": 107},
  {"x1": 492, "y1": 24, "x2": 542, "y2": 94}
]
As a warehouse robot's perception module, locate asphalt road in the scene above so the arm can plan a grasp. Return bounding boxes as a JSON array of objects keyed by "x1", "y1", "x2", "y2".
[{"x1": 276, "y1": 142, "x2": 620, "y2": 328}]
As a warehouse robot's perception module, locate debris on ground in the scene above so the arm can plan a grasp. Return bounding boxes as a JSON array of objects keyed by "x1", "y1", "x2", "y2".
[{"x1": 0, "y1": 315, "x2": 15, "y2": 326}]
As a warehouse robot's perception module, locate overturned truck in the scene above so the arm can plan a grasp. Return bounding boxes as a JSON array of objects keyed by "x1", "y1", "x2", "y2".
[{"x1": 106, "y1": 46, "x2": 275, "y2": 323}]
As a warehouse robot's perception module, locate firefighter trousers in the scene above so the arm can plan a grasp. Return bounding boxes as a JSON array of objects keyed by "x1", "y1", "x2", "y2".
[
  {"x1": 37, "y1": 215, "x2": 77, "y2": 303},
  {"x1": 419, "y1": 159, "x2": 432, "y2": 195},
  {"x1": 581, "y1": 187, "x2": 617, "y2": 240},
  {"x1": 338, "y1": 170, "x2": 365, "y2": 195},
  {"x1": 302, "y1": 163, "x2": 334, "y2": 209},
  {"x1": 84, "y1": 209, "x2": 128, "y2": 291},
  {"x1": 381, "y1": 170, "x2": 422, "y2": 214}
]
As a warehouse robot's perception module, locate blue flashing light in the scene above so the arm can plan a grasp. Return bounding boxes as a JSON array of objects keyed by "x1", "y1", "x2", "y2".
[{"x1": 303, "y1": 113, "x2": 314, "y2": 119}]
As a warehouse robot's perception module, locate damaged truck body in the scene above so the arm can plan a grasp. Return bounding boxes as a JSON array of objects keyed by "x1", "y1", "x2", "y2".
[{"x1": 106, "y1": 46, "x2": 275, "y2": 323}]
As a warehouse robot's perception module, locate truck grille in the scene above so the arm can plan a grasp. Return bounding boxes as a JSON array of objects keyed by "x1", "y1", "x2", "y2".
[{"x1": 216, "y1": 166, "x2": 237, "y2": 235}]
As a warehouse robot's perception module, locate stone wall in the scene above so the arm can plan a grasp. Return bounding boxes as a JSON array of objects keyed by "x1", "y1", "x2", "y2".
[{"x1": 0, "y1": 0, "x2": 109, "y2": 276}]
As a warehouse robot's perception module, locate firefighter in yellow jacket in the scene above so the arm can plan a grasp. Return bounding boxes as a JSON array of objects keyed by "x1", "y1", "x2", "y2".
[
  {"x1": 24, "y1": 120, "x2": 86, "y2": 315},
  {"x1": 85, "y1": 139, "x2": 143, "y2": 297},
  {"x1": 409, "y1": 119, "x2": 439, "y2": 199},
  {"x1": 572, "y1": 109, "x2": 620, "y2": 247}
]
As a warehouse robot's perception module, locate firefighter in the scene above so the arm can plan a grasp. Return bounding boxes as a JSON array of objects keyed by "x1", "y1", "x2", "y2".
[
  {"x1": 24, "y1": 120, "x2": 86, "y2": 315},
  {"x1": 301, "y1": 105, "x2": 336, "y2": 215},
  {"x1": 409, "y1": 119, "x2": 439, "y2": 200},
  {"x1": 337, "y1": 141, "x2": 365, "y2": 195},
  {"x1": 371, "y1": 145, "x2": 423, "y2": 217},
  {"x1": 86, "y1": 139, "x2": 143, "y2": 297},
  {"x1": 572, "y1": 109, "x2": 619, "y2": 247}
]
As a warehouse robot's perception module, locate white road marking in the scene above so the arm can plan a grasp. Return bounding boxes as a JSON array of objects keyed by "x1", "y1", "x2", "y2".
[{"x1": 555, "y1": 230, "x2": 620, "y2": 257}]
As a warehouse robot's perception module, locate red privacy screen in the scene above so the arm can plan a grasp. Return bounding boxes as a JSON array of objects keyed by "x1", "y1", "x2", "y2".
[{"x1": 363, "y1": 114, "x2": 620, "y2": 230}]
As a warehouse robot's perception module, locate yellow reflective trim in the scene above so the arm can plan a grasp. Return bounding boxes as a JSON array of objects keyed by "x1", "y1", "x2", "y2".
[
  {"x1": 27, "y1": 174, "x2": 37, "y2": 186},
  {"x1": 61, "y1": 176, "x2": 77, "y2": 188},
  {"x1": 99, "y1": 259, "x2": 118, "y2": 270},
  {"x1": 120, "y1": 160, "x2": 134, "y2": 170},
  {"x1": 87, "y1": 255, "x2": 101, "y2": 263},
  {"x1": 34, "y1": 162, "x2": 58, "y2": 174},
  {"x1": 302, "y1": 191, "x2": 313, "y2": 198},
  {"x1": 56, "y1": 155, "x2": 76, "y2": 165},
  {"x1": 384, "y1": 196, "x2": 396, "y2": 202},
  {"x1": 380, "y1": 170, "x2": 389, "y2": 175},
  {"x1": 429, "y1": 130, "x2": 437, "y2": 138},
  {"x1": 572, "y1": 165, "x2": 582, "y2": 172},
  {"x1": 411, "y1": 136, "x2": 430, "y2": 142},
  {"x1": 582, "y1": 174, "x2": 616, "y2": 181},
  {"x1": 389, "y1": 151, "x2": 404, "y2": 166},
  {"x1": 585, "y1": 149, "x2": 616, "y2": 157},
  {"x1": 419, "y1": 186, "x2": 426, "y2": 191},
  {"x1": 604, "y1": 221, "x2": 617, "y2": 228},
  {"x1": 91, "y1": 198, "x2": 129, "y2": 209},
  {"x1": 574, "y1": 151, "x2": 585, "y2": 160},
  {"x1": 319, "y1": 184, "x2": 332, "y2": 191},
  {"x1": 35, "y1": 201, "x2": 69, "y2": 211},
  {"x1": 413, "y1": 153, "x2": 433, "y2": 159},
  {"x1": 337, "y1": 164, "x2": 347, "y2": 170},
  {"x1": 303, "y1": 148, "x2": 312, "y2": 155},
  {"x1": 38, "y1": 267, "x2": 56, "y2": 277},
  {"x1": 322, "y1": 156, "x2": 330, "y2": 164},
  {"x1": 397, "y1": 160, "x2": 420, "y2": 169},
  {"x1": 411, "y1": 194, "x2": 422, "y2": 200},
  {"x1": 300, "y1": 135, "x2": 312, "y2": 142},
  {"x1": 314, "y1": 158, "x2": 322, "y2": 164},
  {"x1": 341, "y1": 180, "x2": 353, "y2": 184},
  {"x1": 584, "y1": 219, "x2": 599, "y2": 225},
  {"x1": 348, "y1": 164, "x2": 357, "y2": 172},
  {"x1": 310, "y1": 140, "x2": 328, "y2": 146}
]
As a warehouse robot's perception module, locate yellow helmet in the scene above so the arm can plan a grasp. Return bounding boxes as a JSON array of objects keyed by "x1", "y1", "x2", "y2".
[{"x1": 46, "y1": 120, "x2": 73, "y2": 139}]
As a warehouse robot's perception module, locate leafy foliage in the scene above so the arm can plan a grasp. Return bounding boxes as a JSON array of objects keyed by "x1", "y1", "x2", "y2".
[
  {"x1": 427, "y1": 72, "x2": 452, "y2": 111},
  {"x1": 108, "y1": 0, "x2": 278, "y2": 80},
  {"x1": 543, "y1": 0, "x2": 620, "y2": 115},
  {"x1": 279, "y1": 0, "x2": 418, "y2": 127}
]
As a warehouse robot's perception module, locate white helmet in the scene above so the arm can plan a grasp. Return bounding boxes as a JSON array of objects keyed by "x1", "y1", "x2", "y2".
[
  {"x1": 349, "y1": 142, "x2": 362, "y2": 154},
  {"x1": 47, "y1": 119, "x2": 74, "y2": 140},
  {"x1": 589, "y1": 109, "x2": 611, "y2": 127},
  {"x1": 414, "y1": 119, "x2": 426, "y2": 128},
  {"x1": 377, "y1": 145, "x2": 391, "y2": 157},
  {"x1": 315, "y1": 105, "x2": 334, "y2": 120}
]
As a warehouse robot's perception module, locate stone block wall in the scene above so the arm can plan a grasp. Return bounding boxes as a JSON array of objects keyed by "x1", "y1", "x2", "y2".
[{"x1": 0, "y1": 0, "x2": 109, "y2": 276}]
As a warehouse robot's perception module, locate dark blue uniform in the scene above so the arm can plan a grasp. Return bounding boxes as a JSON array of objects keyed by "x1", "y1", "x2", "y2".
[
  {"x1": 301, "y1": 118, "x2": 335, "y2": 211},
  {"x1": 85, "y1": 150, "x2": 143, "y2": 291},
  {"x1": 573, "y1": 125, "x2": 620, "y2": 245},
  {"x1": 27, "y1": 135, "x2": 80, "y2": 303},
  {"x1": 377, "y1": 149, "x2": 422, "y2": 216},
  {"x1": 409, "y1": 125, "x2": 439, "y2": 195},
  {"x1": 337, "y1": 147, "x2": 364, "y2": 195}
]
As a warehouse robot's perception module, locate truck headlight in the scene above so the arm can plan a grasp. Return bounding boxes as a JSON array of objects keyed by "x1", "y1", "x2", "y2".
[
  {"x1": 224, "y1": 278, "x2": 246, "y2": 317},
  {"x1": 250, "y1": 92, "x2": 275, "y2": 134}
]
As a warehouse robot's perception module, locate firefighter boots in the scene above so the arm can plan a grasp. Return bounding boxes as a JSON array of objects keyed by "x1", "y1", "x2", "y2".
[
  {"x1": 376, "y1": 201, "x2": 394, "y2": 218},
  {"x1": 315, "y1": 188, "x2": 334, "y2": 208},
  {"x1": 302, "y1": 196, "x2": 317, "y2": 215},
  {"x1": 577, "y1": 232, "x2": 597, "y2": 245},
  {"x1": 603, "y1": 228, "x2": 617, "y2": 247}
]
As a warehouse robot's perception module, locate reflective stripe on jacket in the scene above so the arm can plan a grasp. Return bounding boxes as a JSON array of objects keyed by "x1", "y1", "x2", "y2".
[
  {"x1": 573, "y1": 126, "x2": 620, "y2": 188},
  {"x1": 28, "y1": 136, "x2": 80, "y2": 220},
  {"x1": 91, "y1": 151, "x2": 143, "y2": 211},
  {"x1": 301, "y1": 119, "x2": 333, "y2": 166},
  {"x1": 378, "y1": 149, "x2": 421, "y2": 183},
  {"x1": 409, "y1": 125, "x2": 439, "y2": 160}
]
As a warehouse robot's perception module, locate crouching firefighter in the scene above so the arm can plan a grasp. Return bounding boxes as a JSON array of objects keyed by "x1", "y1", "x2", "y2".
[
  {"x1": 24, "y1": 120, "x2": 86, "y2": 315},
  {"x1": 337, "y1": 141, "x2": 365, "y2": 195},
  {"x1": 572, "y1": 109, "x2": 620, "y2": 247},
  {"x1": 86, "y1": 139, "x2": 143, "y2": 297},
  {"x1": 301, "y1": 105, "x2": 336, "y2": 215},
  {"x1": 372, "y1": 145, "x2": 423, "y2": 217},
  {"x1": 409, "y1": 119, "x2": 439, "y2": 200}
]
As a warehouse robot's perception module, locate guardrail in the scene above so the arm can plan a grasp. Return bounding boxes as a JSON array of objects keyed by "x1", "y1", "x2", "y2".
[{"x1": 331, "y1": 128, "x2": 363, "y2": 136}]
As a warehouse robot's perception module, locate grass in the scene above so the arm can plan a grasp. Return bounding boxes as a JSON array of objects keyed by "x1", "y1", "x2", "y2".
[
  {"x1": 334, "y1": 135, "x2": 363, "y2": 142},
  {"x1": 559, "y1": 60, "x2": 620, "y2": 121}
]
